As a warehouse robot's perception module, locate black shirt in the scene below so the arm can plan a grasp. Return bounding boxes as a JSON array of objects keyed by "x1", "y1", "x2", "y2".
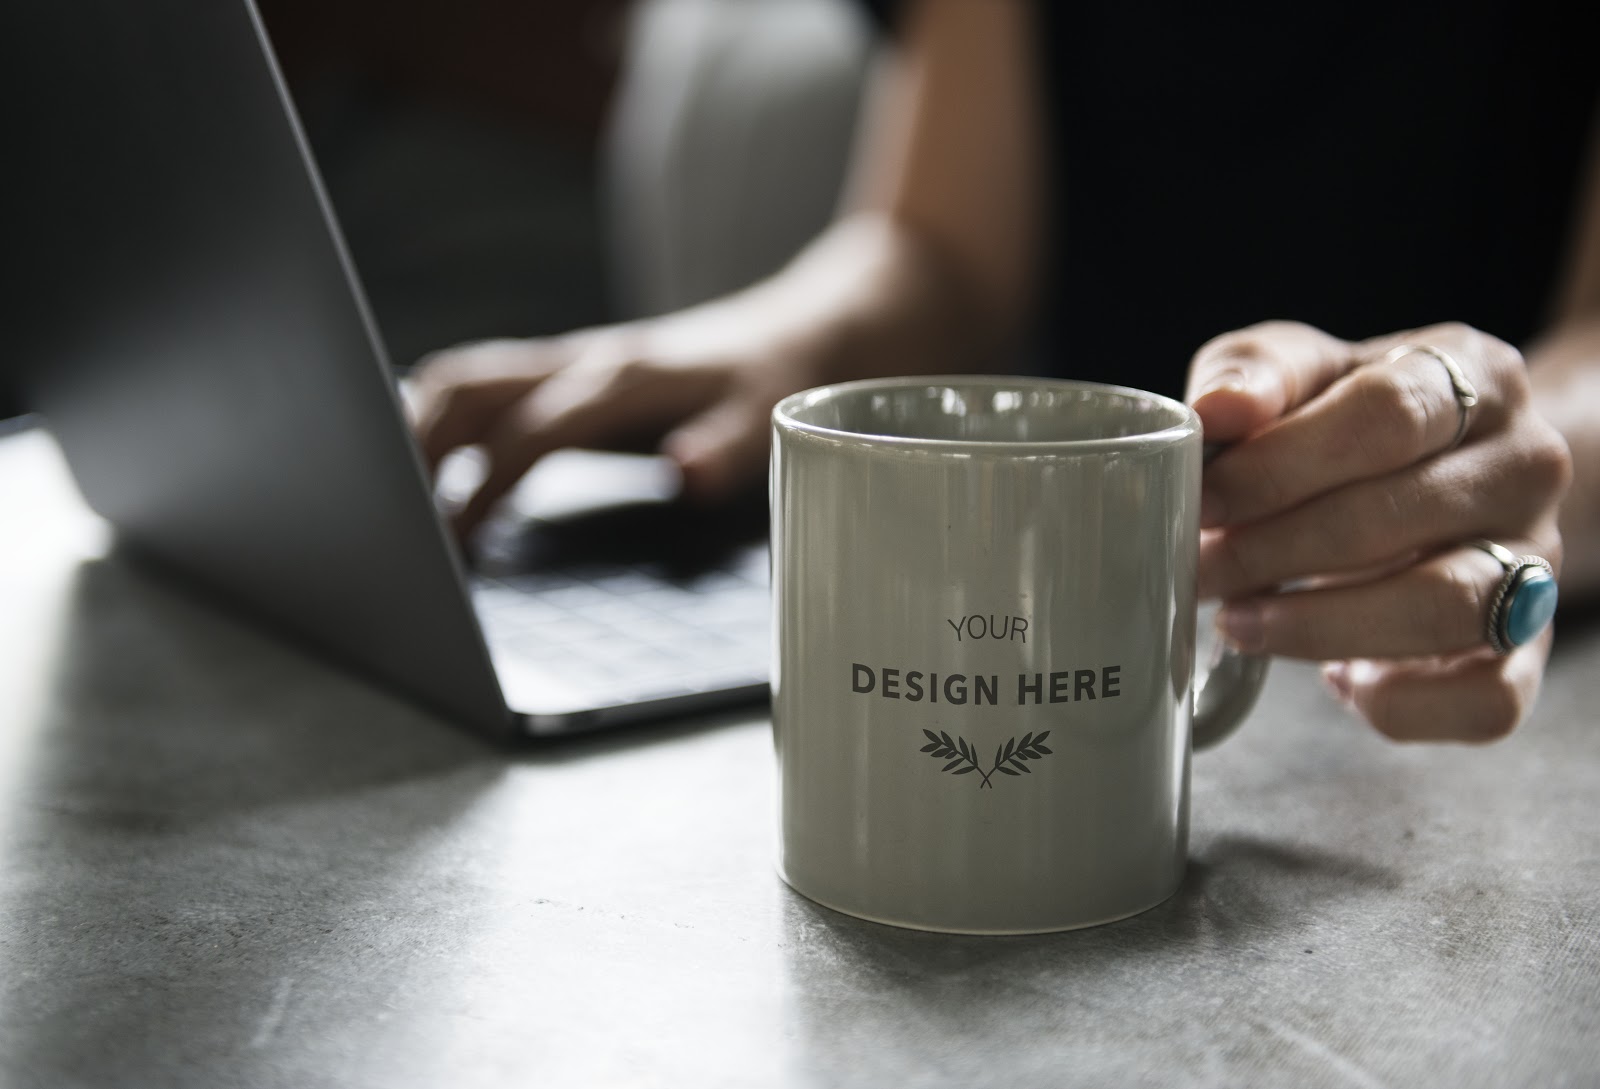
[{"x1": 861, "y1": 1, "x2": 1597, "y2": 398}]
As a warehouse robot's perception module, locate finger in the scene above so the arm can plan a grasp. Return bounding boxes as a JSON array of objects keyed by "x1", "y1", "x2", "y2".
[
  {"x1": 1201, "y1": 322, "x2": 1525, "y2": 528},
  {"x1": 452, "y1": 358, "x2": 726, "y2": 537},
  {"x1": 1200, "y1": 428, "x2": 1568, "y2": 598},
  {"x1": 1186, "y1": 321, "x2": 1355, "y2": 444},
  {"x1": 661, "y1": 396, "x2": 773, "y2": 503},
  {"x1": 1321, "y1": 627, "x2": 1552, "y2": 743},
  {"x1": 1216, "y1": 531, "x2": 1560, "y2": 660},
  {"x1": 410, "y1": 339, "x2": 569, "y2": 471}
]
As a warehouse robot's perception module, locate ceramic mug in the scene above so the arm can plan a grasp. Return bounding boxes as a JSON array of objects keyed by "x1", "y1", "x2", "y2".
[{"x1": 770, "y1": 376, "x2": 1268, "y2": 934}]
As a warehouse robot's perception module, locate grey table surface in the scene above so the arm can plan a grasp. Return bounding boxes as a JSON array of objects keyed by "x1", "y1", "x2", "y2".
[{"x1": 1, "y1": 423, "x2": 1597, "y2": 1089}]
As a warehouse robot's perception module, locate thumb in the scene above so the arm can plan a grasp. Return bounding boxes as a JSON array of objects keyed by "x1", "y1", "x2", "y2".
[
  {"x1": 1185, "y1": 320, "x2": 1356, "y2": 443},
  {"x1": 661, "y1": 396, "x2": 772, "y2": 504}
]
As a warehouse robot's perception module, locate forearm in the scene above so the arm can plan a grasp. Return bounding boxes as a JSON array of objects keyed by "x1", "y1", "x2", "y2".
[
  {"x1": 641, "y1": 0, "x2": 1041, "y2": 388},
  {"x1": 746, "y1": 0, "x2": 1040, "y2": 381},
  {"x1": 1528, "y1": 316, "x2": 1600, "y2": 599},
  {"x1": 631, "y1": 211, "x2": 1002, "y2": 396},
  {"x1": 738, "y1": 212, "x2": 1006, "y2": 380}
]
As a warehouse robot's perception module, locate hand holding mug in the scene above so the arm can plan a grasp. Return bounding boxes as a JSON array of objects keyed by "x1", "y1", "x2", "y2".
[{"x1": 1188, "y1": 321, "x2": 1572, "y2": 742}]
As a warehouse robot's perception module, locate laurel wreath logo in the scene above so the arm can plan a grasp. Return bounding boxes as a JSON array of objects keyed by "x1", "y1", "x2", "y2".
[{"x1": 919, "y1": 729, "x2": 1054, "y2": 789}]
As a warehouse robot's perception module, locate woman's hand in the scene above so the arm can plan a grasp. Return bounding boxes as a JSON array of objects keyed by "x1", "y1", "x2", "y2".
[
  {"x1": 408, "y1": 300, "x2": 813, "y2": 538},
  {"x1": 409, "y1": 214, "x2": 1004, "y2": 539},
  {"x1": 1187, "y1": 320, "x2": 1572, "y2": 742}
]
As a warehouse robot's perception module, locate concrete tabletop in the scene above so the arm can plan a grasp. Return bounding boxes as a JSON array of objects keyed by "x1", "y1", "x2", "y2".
[{"x1": 1, "y1": 423, "x2": 1597, "y2": 1089}]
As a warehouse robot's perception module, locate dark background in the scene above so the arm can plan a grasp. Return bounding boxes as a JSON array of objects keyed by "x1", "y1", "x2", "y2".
[{"x1": 1, "y1": 0, "x2": 630, "y2": 421}]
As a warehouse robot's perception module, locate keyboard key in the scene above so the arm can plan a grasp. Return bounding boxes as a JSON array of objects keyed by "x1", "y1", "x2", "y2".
[{"x1": 472, "y1": 545, "x2": 774, "y2": 700}]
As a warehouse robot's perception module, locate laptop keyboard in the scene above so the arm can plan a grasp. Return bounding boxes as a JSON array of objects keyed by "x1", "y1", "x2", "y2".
[{"x1": 469, "y1": 544, "x2": 770, "y2": 704}]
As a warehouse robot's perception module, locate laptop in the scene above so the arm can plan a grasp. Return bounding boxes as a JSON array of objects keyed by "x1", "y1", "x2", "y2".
[{"x1": 12, "y1": 0, "x2": 769, "y2": 739}]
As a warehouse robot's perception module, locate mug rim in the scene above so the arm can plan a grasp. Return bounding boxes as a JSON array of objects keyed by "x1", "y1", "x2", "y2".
[{"x1": 772, "y1": 375, "x2": 1200, "y2": 454}]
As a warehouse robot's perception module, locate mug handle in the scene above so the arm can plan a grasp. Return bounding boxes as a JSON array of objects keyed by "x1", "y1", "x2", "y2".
[
  {"x1": 1190, "y1": 443, "x2": 1270, "y2": 750},
  {"x1": 1192, "y1": 637, "x2": 1269, "y2": 750}
]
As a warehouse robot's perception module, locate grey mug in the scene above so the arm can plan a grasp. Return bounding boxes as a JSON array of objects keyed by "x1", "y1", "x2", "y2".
[{"x1": 770, "y1": 376, "x2": 1268, "y2": 934}]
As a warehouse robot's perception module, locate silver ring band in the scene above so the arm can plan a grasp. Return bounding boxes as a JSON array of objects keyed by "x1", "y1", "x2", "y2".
[
  {"x1": 1383, "y1": 343, "x2": 1479, "y2": 451},
  {"x1": 1468, "y1": 539, "x2": 1558, "y2": 654}
]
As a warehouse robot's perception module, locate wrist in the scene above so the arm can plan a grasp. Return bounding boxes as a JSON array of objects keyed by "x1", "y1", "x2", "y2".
[{"x1": 778, "y1": 214, "x2": 1007, "y2": 383}]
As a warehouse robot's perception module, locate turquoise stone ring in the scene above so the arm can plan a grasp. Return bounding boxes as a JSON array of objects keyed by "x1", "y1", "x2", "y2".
[{"x1": 1471, "y1": 539, "x2": 1558, "y2": 654}]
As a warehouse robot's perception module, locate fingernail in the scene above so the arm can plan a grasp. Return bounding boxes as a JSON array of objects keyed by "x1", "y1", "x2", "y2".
[
  {"x1": 1196, "y1": 369, "x2": 1241, "y2": 399},
  {"x1": 1197, "y1": 362, "x2": 1276, "y2": 402},
  {"x1": 1321, "y1": 661, "x2": 1352, "y2": 705},
  {"x1": 1200, "y1": 486, "x2": 1226, "y2": 527},
  {"x1": 1216, "y1": 601, "x2": 1264, "y2": 653}
]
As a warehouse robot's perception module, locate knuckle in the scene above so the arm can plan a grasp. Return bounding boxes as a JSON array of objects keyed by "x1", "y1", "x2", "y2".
[
  {"x1": 432, "y1": 374, "x2": 469, "y2": 406},
  {"x1": 416, "y1": 377, "x2": 469, "y2": 425},
  {"x1": 1425, "y1": 559, "x2": 1488, "y2": 645},
  {"x1": 1422, "y1": 320, "x2": 1476, "y2": 346},
  {"x1": 1350, "y1": 368, "x2": 1431, "y2": 463},
  {"x1": 408, "y1": 353, "x2": 456, "y2": 396},
  {"x1": 1486, "y1": 351, "x2": 1530, "y2": 410},
  {"x1": 590, "y1": 352, "x2": 661, "y2": 393},
  {"x1": 1431, "y1": 322, "x2": 1529, "y2": 404},
  {"x1": 411, "y1": 341, "x2": 523, "y2": 403},
  {"x1": 1524, "y1": 424, "x2": 1574, "y2": 500},
  {"x1": 411, "y1": 353, "x2": 444, "y2": 383},
  {"x1": 1418, "y1": 320, "x2": 1484, "y2": 360},
  {"x1": 1489, "y1": 336, "x2": 1527, "y2": 380},
  {"x1": 443, "y1": 379, "x2": 509, "y2": 426},
  {"x1": 1213, "y1": 531, "x2": 1266, "y2": 594}
]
